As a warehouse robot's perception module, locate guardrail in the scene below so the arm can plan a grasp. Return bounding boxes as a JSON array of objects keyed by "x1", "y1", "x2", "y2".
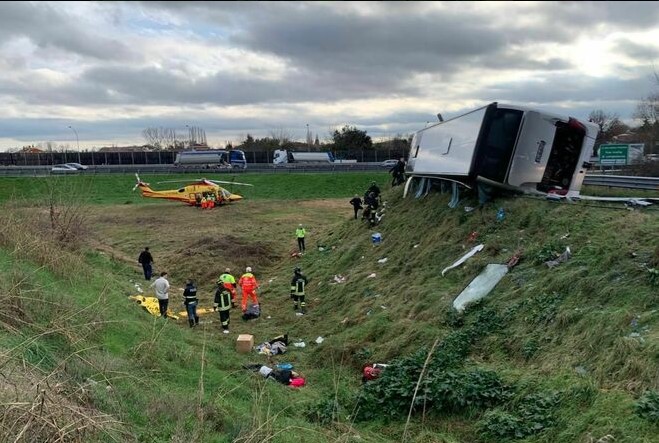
[{"x1": 583, "y1": 175, "x2": 659, "y2": 191}]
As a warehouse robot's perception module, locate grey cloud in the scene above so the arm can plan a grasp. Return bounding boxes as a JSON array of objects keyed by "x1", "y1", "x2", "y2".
[
  {"x1": 613, "y1": 39, "x2": 659, "y2": 61},
  {"x1": 0, "y1": 2, "x2": 137, "y2": 61}
]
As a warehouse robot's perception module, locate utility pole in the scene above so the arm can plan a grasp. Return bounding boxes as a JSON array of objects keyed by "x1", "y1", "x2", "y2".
[{"x1": 68, "y1": 125, "x2": 80, "y2": 163}]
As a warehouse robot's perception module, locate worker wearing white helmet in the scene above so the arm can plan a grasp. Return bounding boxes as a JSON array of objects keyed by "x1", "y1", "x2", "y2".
[
  {"x1": 238, "y1": 267, "x2": 259, "y2": 313},
  {"x1": 295, "y1": 224, "x2": 306, "y2": 254}
]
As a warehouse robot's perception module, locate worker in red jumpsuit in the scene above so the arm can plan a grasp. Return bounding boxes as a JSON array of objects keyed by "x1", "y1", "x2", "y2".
[{"x1": 239, "y1": 266, "x2": 259, "y2": 313}]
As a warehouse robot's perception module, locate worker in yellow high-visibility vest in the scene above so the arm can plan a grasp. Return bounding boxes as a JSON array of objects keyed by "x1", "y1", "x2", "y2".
[{"x1": 295, "y1": 224, "x2": 306, "y2": 254}]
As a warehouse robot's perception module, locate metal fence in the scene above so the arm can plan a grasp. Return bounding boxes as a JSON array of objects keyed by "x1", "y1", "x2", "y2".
[{"x1": 0, "y1": 149, "x2": 409, "y2": 167}]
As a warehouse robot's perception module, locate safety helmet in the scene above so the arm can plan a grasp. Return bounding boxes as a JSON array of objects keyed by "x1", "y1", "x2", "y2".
[
  {"x1": 299, "y1": 223, "x2": 303, "y2": 227},
  {"x1": 246, "y1": 266, "x2": 252, "y2": 272},
  {"x1": 224, "y1": 267, "x2": 230, "y2": 273}
]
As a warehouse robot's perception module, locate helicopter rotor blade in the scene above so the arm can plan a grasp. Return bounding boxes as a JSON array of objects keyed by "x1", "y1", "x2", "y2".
[{"x1": 207, "y1": 179, "x2": 254, "y2": 187}]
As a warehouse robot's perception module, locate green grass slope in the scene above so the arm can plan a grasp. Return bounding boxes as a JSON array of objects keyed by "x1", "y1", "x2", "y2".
[{"x1": 1, "y1": 177, "x2": 658, "y2": 442}]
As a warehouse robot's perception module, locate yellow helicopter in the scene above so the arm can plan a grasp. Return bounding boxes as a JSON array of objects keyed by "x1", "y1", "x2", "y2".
[{"x1": 132, "y1": 174, "x2": 253, "y2": 207}]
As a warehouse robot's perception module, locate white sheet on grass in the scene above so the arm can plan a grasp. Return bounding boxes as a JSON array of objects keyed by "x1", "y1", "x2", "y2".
[{"x1": 452, "y1": 264, "x2": 508, "y2": 312}]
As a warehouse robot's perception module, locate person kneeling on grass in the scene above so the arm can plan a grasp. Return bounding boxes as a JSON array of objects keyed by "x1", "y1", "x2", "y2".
[{"x1": 214, "y1": 284, "x2": 232, "y2": 334}]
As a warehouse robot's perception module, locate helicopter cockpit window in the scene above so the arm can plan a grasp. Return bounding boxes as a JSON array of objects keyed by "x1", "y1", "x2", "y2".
[{"x1": 178, "y1": 188, "x2": 185, "y2": 193}]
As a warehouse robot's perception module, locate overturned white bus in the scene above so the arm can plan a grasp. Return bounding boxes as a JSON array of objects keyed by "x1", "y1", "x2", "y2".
[{"x1": 405, "y1": 102, "x2": 598, "y2": 200}]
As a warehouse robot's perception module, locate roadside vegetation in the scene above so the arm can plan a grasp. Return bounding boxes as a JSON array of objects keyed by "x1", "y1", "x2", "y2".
[{"x1": 0, "y1": 173, "x2": 657, "y2": 442}]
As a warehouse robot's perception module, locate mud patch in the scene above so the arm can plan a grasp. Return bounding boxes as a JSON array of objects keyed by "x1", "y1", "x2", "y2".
[{"x1": 170, "y1": 235, "x2": 281, "y2": 283}]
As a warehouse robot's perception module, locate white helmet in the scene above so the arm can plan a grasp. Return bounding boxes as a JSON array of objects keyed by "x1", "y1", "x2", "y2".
[{"x1": 246, "y1": 266, "x2": 252, "y2": 272}]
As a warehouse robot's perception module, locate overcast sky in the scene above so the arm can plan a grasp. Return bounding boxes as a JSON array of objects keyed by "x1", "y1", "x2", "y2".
[{"x1": 0, "y1": 1, "x2": 658, "y2": 150}]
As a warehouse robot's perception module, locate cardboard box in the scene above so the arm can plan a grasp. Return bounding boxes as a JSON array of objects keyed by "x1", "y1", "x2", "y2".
[{"x1": 236, "y1": 334, "x2": 254, "y2": 354}]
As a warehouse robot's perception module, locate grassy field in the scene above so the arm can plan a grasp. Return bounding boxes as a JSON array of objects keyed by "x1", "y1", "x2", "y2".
[
  {"x1": 1, "y1": 172, "x2": 658, "y2": 442},
  {"x1": 0, "y1": 172, "x2": 389, "y2": 205}
]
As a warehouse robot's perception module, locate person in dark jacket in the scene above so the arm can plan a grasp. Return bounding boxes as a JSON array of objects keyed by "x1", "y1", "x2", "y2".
[
  {"x1": 137, "y1": 247, "x2": 154, "y2": 281},
  {"x1": 290, "y1": 267, "x2": 309, "y2": 314},
  {"x1": 214, "y1": 285, "x2": 232, "y2": 334},
  {"x1": 367, "y1": 181, "x2": 381, "y2": 199},
  {"x1": 183, "y1": 279, "x2": 199, "y2": 328},
  {"x1": 349, "y1": 194, "x2": 363, "y2": 219},
  {"x1": 390, "y1": 158, "x2": 406, "y2": 186}
]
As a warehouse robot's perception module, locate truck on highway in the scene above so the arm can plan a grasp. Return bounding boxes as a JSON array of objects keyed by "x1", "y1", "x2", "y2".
[
  {"x1": 406, "y1": 102, "x2": 598, "y2": 198},
  {"x1": 174, "y1": 150, "x2": 247, "y2": 169},
  {"x1": 273, "y1": 150, "x2": 335, "y2": 164}
]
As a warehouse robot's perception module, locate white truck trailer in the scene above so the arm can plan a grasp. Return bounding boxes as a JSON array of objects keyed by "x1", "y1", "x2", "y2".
[
  {"x1": 405, "y1": 102, "x2": 598, "y2": 198},
  {"x1": 174, "y1": 150, "x2": 247, "y2": 169},
  {"x1": 273, "y1": 150, "x2": 335, "y2": 164}
]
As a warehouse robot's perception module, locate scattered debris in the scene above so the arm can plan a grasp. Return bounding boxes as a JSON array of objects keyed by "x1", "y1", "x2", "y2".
[
  {"x1": 367, "y1": 273, "x2": 377, "y2": 278},
  {"x1": 366, "y1": 309, "x2": 373, "y2": 316},
  {"x1": 377, "y1": 257, "x2": 388, "y2": 264},
  {"x1": 315, "y1": 336, "x2": 324, "y2": 344},
  {"x1": 496, "y1": 207, "x2": 506, "y2": 222},
  {"x1": 467, "y1": 231, "x2": 479, "y2": 242},
  {"x1": 413, "y1": 244, "x2": 420, "y2": 248},
  {"x1": 292, "y1": 341, "x2": 306, "y2": 348},
  {"x1": 371, "y1": 232, "x2": 382, "y2": 245},
  {"x1": 380, "y1": 305, "x2": 387, "y2": 310},
  {"x1": 506, "y1": 250, "x2": 522, "y2": 269},
  {"x1": 575, "y1": 366, "x2": 588, "y2": 376},
  {"x1": 560, "y1": 233, "x2": 570, "y2": 240},
  {"x1": 268, "y1": 277, "x2": 277, "y2": 284},
  {"x1": 332, "y1": 275, "x2": 347, "y2": 284},
  {"x1": 452, "y1": 264, "x2": 509, "y2": 312},
  {"x1": 464, "y1": 206, "x2": 475, "y2": 213},
  {"x1": 341, "y1": 317, "x2": 349, "y2": 324},
  {"x1": 442, "y1": 244, "x2": 485, "y2": 276},
  {"x1": 295, "y1": 312, "x2": 305, "y2": 316},
  {"x1": 545, "y1": 247, "x2": 571, "y2": 268}
]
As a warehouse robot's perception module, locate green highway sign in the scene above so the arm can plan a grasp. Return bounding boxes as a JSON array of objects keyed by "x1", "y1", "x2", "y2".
[{"x1": 599, "y1": 144, "x2": 628, "y2": 165}]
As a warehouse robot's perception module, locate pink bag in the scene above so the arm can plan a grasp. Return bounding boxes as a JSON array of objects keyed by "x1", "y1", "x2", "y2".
[{"x1": 289, "y1": 377, "x2": 306, "y2": 388}]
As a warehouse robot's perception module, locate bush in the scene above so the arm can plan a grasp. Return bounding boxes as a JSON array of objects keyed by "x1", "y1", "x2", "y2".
[
  {"x1": 306, "y1": 398, "x2": 342, "y2": 425},
  {"x1": 478, "y1": 391, "x2": 561, "y2": 440},
  {"x1": 635, "y1": 390, "x2": 659, "y2": 423}
]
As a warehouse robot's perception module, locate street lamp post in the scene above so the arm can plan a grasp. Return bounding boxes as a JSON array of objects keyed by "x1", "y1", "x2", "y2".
[
  {"x1": 185, "y1": 124, "x2": 191, "y2": 149},
  {"x1": 68, "y1": 125, "x2": 80, "y2": 163},
  {"x1": 306, "y1": 124, "x2": 310, "y2": 149}
]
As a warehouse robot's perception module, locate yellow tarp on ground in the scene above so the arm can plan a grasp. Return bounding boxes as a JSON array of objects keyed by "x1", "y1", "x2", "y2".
[
  {"x1": 129, "y1": 295, "x2": 179, "y2": 320},
  {"x1": 177, "y1": 307, "x2": 217, "y2": 318}
]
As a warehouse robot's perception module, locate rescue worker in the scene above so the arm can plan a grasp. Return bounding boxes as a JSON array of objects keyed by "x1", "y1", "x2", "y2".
[
  {"x1": 195, "y1": 193, "x2": 202, "y2": 207},
  {"x1": 349, "y1": 194, "x2": 363, "y2": 220},
  {"x1": 200, "y1": 195, "x2": 208, "y2": 209},
  {"x1": 390, "y1": 158, "x2": 406, "y2": 186},
  {"x1": 296, "y1": 224, "x2": 306, "y2": 253},
  {"x1": 217, "y1": 267, "x2": 238, "y2": 308},
  {"x1": 150, "y1": 271, "x2": 170, "y2": 318},
  {"x1": 367, "y1": 181, "x2": 381, "y2": 200},
  {"x1": 290, "y1": 267, "x2": 308, "y2": 314},
  {"x1": 214, "y1": 284, "x2": 232, "y2": 334},
  {"x1": 208, "y1": 193, "x2": 216, "y2": 209},
  {"x1": 137, "y1": 246, "x2": 154, "y2": 281},
  {"x1": 182, "y1": 279, "x2": 199, "y2": 328},
  {"x1": 239, "y1": 266, "x2": 259, "y2": 313}
]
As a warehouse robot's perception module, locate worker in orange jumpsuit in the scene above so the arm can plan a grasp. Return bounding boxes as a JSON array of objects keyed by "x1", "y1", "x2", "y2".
[
  {"x1": 200, "y1": 195, "x2": 208, "y2": 209},
  {"x1": 239, "y1": 266, "x2": 259, "y2": 313}
]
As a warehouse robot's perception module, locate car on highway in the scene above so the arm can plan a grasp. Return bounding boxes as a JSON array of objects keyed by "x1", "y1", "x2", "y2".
[
  {"x1": 51, "y1": 164, "x2": 80, "y2": 174},
  {"x1": 381, "y1": 159, "x2": 399, "y2": 168},
  {"x1": 64, "y1": 162, "x2": 89, "y2": 170}
]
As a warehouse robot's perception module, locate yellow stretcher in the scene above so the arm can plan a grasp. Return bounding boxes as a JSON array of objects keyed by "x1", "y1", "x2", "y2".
[{"x1": 129, "y1": 295, "x2": 179, "y2": 320}]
